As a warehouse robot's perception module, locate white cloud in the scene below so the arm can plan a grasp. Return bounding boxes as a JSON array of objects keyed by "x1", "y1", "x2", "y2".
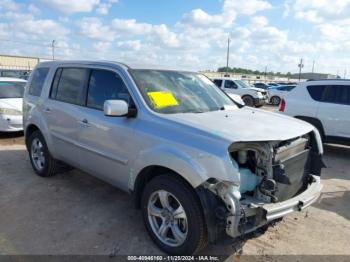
[
  {"x1": 117, "y1": 40, "x2": 141, "y2": 51},
  {"x1": 0, "y1": 0, "x2": 18, "y2": 11},
  {"x1": 93, "y1": 41, "x2": 111, "y2": 50},
  {"x1": 77, "y1": 17, "x2": 115, "y2": 41},
  {"x1": 28, "y1": 4, "x2": 41, "y2": 15},
  {"x1": 294, "y1": 0, "x2": 350, "y2": 23},
  {"x1": 40, "y1": 0, "x2": 100, "y2": 14},
  {"x1": 96, "y1": 0, "x2": 118, "y2": 15},
  {"x1": 111, "y1": 19, "x2": 153, "y2": 34}
]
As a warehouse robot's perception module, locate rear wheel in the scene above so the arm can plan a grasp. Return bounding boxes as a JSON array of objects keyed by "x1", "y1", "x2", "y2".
[
  {"x1": 141, "y1": 174, "x2": 208, "y2": 255},
  {"x1": 242, "y1": 95, "x2": 254, "y2": 107},
  {"x1": 28, "y1": 130, "x2": 59, "y2": 177},
  {"x1": 270, "y1": 96, "x2": 281, "y2": 105}
]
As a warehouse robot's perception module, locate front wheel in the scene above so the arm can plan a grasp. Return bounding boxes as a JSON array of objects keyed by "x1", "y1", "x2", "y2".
[
  {"x1": 270, "y1": 96, "x2": 281, "y2": 105},
  {"x1": 242, "y1": 95, "x2": 254, "y2": 107},
  {"x1": 141, "y1": 174, "x2": 208, "y2": 255}
]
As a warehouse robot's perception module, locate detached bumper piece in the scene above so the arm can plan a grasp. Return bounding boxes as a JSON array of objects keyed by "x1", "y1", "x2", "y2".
[{"x1": 263, "y1": 175, "x2": 322, "y2": 221}]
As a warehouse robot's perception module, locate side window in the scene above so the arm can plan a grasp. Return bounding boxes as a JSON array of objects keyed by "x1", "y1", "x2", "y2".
[
  {"x1": 224, "y1": 80, "x2": 237, "y2": 89},
  {"x1": 213, "y1": 79, "x2": 222, "y2": 88},
  {"x1": 307, "y1": 85, "x2": 326, "y2": 101},
  {"x1": 55, "y1": 68, "x2": 88, "y2": 105},
  {"x1": 322, "y1": 85, "x2": 350, "y2": 105},
  {"x1": 28, "y1": 67, "x2": 49, "y2": 96},
  {"x1": 87, "y1": 69, "x2": 131, "y2": 110}
]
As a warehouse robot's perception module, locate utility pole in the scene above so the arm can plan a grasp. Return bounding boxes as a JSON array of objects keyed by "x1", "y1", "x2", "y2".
[
  {"x1": 225, "y1": 37, "x2": 230, "y2": 77},
  {"x1": 51, "y1": 40, "x2": 55, "y2": 60},
  {"x1": 311, "y1": 60, "x2": 315, "y2": 77},
  {"x1": 298, "y1": 58, "x2": 304, "y2": 82},
  {"x1": 264, "y1": 66, "x2": 267, "y2": 83}
]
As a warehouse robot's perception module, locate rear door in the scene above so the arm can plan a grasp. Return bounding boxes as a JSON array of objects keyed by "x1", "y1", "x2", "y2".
[
  {"x1": 316, "y1": 85, "x2": 350, "y2": 138},
  {"x1": 42, "y1": 67, "x2": 89, "y2": 166},
  {"x1": 75, "y1": 67, "x2": 138, "y2": 190}
]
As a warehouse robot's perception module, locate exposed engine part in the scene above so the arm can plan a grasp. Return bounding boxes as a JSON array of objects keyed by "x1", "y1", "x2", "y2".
[
  {"x1": 239, "y1": 168, "x2": 261, "y2": 194},
  {"x1": 259, "y1": 178, "x2": 278, "y2": 202},
  {"x1": 237, "y1": 150, "x2": 248, "y2": 165}
]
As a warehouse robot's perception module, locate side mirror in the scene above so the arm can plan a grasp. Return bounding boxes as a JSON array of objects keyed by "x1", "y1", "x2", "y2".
[{"x1": 104, "y1": 100, "x2": 129, "y2": 117}]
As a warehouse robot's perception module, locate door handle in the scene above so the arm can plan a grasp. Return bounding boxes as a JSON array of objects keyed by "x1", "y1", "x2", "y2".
[
  {"x1": 44, "y1": 107, "x2": 51, "y2": 113},
  {"x1": 79, "y1": 118, "x2": 90, "y2": 127}
]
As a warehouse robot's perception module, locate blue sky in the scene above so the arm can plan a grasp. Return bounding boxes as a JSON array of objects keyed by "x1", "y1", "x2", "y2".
[{"x1": 0, "y1": 0, "x2": 349, "y2": 75}]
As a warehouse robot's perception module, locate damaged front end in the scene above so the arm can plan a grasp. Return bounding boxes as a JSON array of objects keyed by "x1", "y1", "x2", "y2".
[{"x1": 196, "y1": 132, "x2": 324, "y2": 242}]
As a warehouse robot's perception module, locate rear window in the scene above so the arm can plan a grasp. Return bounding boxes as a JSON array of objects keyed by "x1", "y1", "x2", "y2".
[
  {"x1": 322, "y1": 85, "x2": 350, "y2": 105},
  {"x1": 307, "y1": 85, "x2": 350, "y2": 105},
  {"x1": 53, "y1": 68, "x2": 88, "y2": 105},
  {"x1": 0, "y1": 82, "x2": 26, "y2": 98},
  {"x1": 307, "y1": 85, "x2": 326, "y2": 101},
  {"x1": 28, "y1": 67, "x2": 49, "y2": 96}
]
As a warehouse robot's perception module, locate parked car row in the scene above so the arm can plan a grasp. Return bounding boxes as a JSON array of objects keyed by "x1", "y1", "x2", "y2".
[{"x1": 211, "y1": 77, "x2": 268, "y2": 107}]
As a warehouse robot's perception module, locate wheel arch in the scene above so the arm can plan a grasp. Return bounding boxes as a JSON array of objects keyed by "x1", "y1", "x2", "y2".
[
  {"x1": 132, "y1": 165, "x2": 199, "y2": 209},
  {"x1": 25, "y1": 124, "x2": 40, "y2": 149},
  {"x1": 294, "y1": 116, "x2": 325, "y2": 140}
]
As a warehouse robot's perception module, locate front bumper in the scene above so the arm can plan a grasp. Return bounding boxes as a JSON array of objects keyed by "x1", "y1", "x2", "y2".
[
  {"x1": 0, "y1": 114, "x2": 23, "y2": 132},
  {"x1": 226, "y1": 175, "x2": 322, "y2": 238},
  {"x1": 254, "y1": 96, "x2": 268, "y2": 106}
]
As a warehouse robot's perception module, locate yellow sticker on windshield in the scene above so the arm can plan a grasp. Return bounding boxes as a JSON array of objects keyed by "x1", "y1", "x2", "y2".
[{"x1": 147, "y1": 91, "x2": 179, "y2": 109}]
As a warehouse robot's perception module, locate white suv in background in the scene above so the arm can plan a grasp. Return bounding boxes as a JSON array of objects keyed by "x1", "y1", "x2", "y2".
[
  {"x1": 211, "y1": 77, "x2": 268, "y2": 107},
  {"x1": 280, "y1": 80, "x2": 350, "y2": 145}
]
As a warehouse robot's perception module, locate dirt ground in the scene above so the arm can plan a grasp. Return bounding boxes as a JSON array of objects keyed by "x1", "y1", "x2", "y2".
[{"x1": 0, "y1": 112, "x2": 349, "y2": 259}]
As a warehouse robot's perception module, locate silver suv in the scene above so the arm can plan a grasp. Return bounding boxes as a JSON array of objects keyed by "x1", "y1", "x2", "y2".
[{"x1": 23, "y1": 61, "x2": 324, "y2": 255}]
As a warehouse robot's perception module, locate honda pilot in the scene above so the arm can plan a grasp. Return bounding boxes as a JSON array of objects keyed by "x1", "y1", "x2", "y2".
[{"x1": 23, "y1": 61, "x2": 324, "y2": 255}]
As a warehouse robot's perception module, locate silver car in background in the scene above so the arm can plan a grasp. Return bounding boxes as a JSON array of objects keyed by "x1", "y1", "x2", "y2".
[{"x1": 23, "y1": 61, "x2": 324, "y2": 255}]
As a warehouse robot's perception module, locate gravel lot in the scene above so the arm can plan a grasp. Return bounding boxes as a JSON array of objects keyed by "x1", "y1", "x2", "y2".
[{"x1": 0, "y1": 109, "x2": 349, "y2": 259}]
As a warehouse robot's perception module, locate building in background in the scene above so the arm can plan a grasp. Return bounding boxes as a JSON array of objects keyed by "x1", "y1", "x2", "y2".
[
  {"x1": 0, "y1": 54, "x2": 40, "y2": 79},
  {"x1": 289, "y1": 72, "x2": 339, "y2": 80}
]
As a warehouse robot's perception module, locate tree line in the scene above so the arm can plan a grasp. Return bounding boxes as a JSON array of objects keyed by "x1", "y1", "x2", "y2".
[{"x1": 217, "y1": 67, "x2": 292, "y2": 77}]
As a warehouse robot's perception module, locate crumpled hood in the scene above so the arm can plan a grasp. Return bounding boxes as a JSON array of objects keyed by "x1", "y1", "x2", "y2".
[
  {"x1": 163, "y1": 107, "x2": 314, "y2": 143},
  {"x1": 249, "y1": 87, "x2": 266, "y2": 92},
  {"x1": 0, "y1": 98, "x2": 23, "y2": 112}
]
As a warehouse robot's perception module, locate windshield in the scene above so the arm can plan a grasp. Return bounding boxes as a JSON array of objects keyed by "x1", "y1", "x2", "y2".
[
  {"x1": 130, "y1": 70, "x2": 237, "y2": 114},
  {"x1": 0, "y1": 82, "x2": 26, "y2": 98},
  {"x1": 235, "y1": 80, "x2": 251, "y2": 89}
]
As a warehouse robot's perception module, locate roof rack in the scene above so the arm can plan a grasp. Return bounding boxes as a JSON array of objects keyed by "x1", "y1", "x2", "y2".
[{"x1": 307, "y1": 79, "x2": 350, "y2": 82}]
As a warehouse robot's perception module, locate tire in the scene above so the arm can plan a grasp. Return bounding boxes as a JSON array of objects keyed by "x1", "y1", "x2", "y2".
[
  {"x1": 141, "y1": 174, "x2": 208, "y2": 255},
  {"x1": 270, "y1": 96, "x2": 281, "y2": 105},
  {"x1": 242, "y1": 95, "x2": 254, "y2": 107},
  {"x1": 28, "y1": 130, "x2": 59, "y2": 177}
]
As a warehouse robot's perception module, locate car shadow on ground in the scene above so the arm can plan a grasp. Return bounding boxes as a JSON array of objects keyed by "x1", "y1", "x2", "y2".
[
  {"x1": 313, "y1": 143, "x2": 350, "y2": 222},
  {"x1": 314, "y1": 190, "x2": 350, "y2": 222},
  {"x1": 0, "y1": 131, "x2": 23, "y2": 138},
  {"x1": 323, "y1": 143, "x2": 350, "y2": 181}
]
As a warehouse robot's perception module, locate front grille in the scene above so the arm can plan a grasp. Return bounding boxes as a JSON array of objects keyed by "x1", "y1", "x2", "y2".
[{"x1": 273, "y1": 137, "x2": 310, "y2": 202}]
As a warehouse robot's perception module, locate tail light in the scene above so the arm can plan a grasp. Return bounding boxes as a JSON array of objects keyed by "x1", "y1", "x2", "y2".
[{"x1": 279, "y1": 98, "x2": 286, "y2": 112}]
